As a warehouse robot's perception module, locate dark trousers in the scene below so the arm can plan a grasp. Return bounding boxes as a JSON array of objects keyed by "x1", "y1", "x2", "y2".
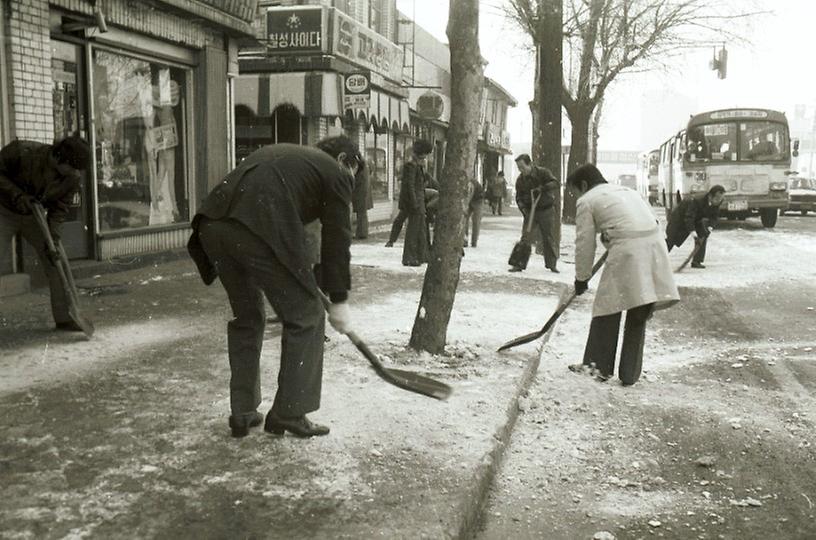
[
  {"x1": 0, "y1": 205, "x2": 71, "y2": 324},
  {"x1": 354, "y1": 210, "x2": 369, "y2": 239},
  {"x1": 388, "y1": 209, "x2": 408, "y2": 244},
  {"x1": 464, "y1": 204, "x2": 483, "y2": 247},
  {"x1": 666, "y1": 234, "x2": 707, "y2": 263},
  {"x1": 522, "y1": 207, "x2": 558, "y2": 269},
  {"x1": 582, "y1": 303, "x2": 655, "y2": 385},
  {"x1": 198, "y1": 218, "x2": 325, "y2": 418}
]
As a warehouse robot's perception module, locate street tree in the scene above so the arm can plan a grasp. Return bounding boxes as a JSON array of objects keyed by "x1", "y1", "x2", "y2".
[
  {"x1": 507, "y1": 0, "x2": 762, "y2": 222},
  {"x1": 409, "y1": 0, "x2": 483, "y2": 354}
]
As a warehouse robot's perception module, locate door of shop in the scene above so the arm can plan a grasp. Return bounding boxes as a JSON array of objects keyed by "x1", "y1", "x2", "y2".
[{"x1": 51, "y1": 40, "x2": 91, "y2": 259}]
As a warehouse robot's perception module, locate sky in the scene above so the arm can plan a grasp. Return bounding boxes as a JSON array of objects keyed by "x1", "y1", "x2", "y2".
[{"x1": 395, "y1": 0, "x2": 816, "y2": 153}]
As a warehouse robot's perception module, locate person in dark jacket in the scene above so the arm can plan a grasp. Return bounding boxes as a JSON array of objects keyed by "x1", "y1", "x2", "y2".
[
  {"x1": 489, "y1": 171, "x2": 507, "y2": 215},
  {"x1": 187, "y1": 136, "x2": 360, "y2": 439},
  {"x1": 0, "y1": 135, "x2": 91, "y2": 331},
  {"x1": 385, "y1": 140, "x2": 436, "y2": 249},
  {"x1": 396, "y1": 139, "x2": 434, "y2": 266},
  {"x1": 511, "y1": 154, "x2": 560, "y2": 273},
  {"x1": 463, "y1": 178, "x2": 485, "y2": 247},
  {"x1": 665, "y1": 185, "x2": 725, "y2": 269},
  {"x1": 351, "y1": 159, "x2": 373, "y2": 239}
]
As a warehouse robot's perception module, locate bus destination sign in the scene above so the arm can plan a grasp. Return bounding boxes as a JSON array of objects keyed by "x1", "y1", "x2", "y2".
[{"x1": 710, "y1": 110, "x2": 769, "y2": 120}]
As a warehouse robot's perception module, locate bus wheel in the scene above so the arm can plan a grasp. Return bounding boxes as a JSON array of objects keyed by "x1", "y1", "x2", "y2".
[
  {"x1": 802, "y1": 210, "x2": 809, "y2": 216},
  {"x1": 760, "y1": 208, "x2": 778, "y2": 228}
]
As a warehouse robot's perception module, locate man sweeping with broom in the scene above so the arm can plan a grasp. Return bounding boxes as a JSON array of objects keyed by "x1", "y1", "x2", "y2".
[{"x1": 567, "y1": 164, "x2": 680, "y2": 386}]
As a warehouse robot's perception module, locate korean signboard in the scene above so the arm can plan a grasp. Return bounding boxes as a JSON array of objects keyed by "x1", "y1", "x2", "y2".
[
  {"x1": 266, "y1": 7, "x2": 326, "y2": 53},
  {"x1": 343, "y1": 71, "x2": 371, "y2": 109},
  {"x1": 332, "y1": 9, "x2": 403, "y2": 83}
]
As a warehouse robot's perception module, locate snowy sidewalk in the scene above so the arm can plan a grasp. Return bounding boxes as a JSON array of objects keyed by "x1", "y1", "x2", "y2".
[{"x1": 0, "y1": 212, "x2": 570, "y2": 539}]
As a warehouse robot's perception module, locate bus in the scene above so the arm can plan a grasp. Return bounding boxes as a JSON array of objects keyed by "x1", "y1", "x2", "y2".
[
  {"x1": 657, "y1": 108, "x2": 793, "y2": 228},
  {"x1": 636, "y1": 149, "x2": 661, "y2": 205}
]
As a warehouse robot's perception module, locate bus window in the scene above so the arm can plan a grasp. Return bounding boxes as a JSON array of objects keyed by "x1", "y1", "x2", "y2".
[
  {"x1": 741, "y1": 121, "x2": 787, "y2": 161},
  {"x1": 687, "y1": 123, "x2": 737, "y2": 162}
]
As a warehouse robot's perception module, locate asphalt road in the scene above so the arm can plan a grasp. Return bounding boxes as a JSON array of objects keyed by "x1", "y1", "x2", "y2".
[{"x1": 476, "y1": 210, "x2": 816, "y2": 540}]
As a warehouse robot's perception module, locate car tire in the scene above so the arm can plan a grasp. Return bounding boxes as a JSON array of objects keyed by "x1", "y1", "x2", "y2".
[
  {"x1": 760, "y1": 208, "x2": 778, "y2": 228},
  {"x1": 802, "y1": 210, "x2": 809, "y2": 216}
]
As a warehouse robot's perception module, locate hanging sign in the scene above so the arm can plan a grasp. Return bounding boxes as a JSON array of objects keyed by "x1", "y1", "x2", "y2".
[{"x1": 343, "y1": 71, "x2": 371, "y2": 109}]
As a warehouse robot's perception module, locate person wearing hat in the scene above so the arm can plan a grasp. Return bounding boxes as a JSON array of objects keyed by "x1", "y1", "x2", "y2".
[
  {"x1": 0, "y1": 135, "x2": 91, "y2": 331},
  {"x1": 567, "y1": 163, "x2": 680, "y2": 386},
  {"x1": 394, "y1": 139, "x2": 434, "y2": 266},
  {"x1": 665, "y1": 185, "x2": 725, "y2": 269}
]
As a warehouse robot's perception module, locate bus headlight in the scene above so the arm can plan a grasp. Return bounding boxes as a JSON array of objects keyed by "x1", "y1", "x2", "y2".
[{"x1": 770, "y1": 181, "x2": 787, "y2": 191}]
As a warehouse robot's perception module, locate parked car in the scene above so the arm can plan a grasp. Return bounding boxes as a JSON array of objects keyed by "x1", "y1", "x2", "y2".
[{"x1": 786, "y1": 177, "x2": 816, "y2": 215}]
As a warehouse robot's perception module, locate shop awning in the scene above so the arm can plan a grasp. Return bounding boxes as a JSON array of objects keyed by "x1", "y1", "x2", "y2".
[
  {"x1": 346, "y1": 90, "x2": 411, "y2": 133},
  {"x1": 234, "y1": 72, "x2": 344, "y2": 118}
]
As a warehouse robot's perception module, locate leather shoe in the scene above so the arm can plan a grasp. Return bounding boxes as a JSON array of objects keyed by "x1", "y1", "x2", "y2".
[
  {"x1": 384, "y1": 241, "x2": 394, "y2": 247},
  {"x1": 264, "y1": 412, "x2": 330, "y2": 437},
  {"x1": 55, "y1": 321, "x2": 84, "y2": 332},
  {"x1": 508, "y1": 266, "x2": 523, "y2": 272},
  {"x1": 229, "y1": 411, "x2": 263, "y2": 438},
  {"x1": 691, "y1": 262, "x2": 706, "y2": 269}
]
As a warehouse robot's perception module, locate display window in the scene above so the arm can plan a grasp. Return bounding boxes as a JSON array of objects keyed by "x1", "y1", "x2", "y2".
[
  {"x1": 92, "y1": 49, "x2": 190, "y2": 231},
  {"x1": 365, "y1": 124, "x2": 390, "y2": 202}
]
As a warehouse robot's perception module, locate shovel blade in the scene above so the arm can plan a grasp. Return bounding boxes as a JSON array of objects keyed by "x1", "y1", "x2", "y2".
[{"x1": 377, "y1": 366, "x2": 453, "y2": 401}]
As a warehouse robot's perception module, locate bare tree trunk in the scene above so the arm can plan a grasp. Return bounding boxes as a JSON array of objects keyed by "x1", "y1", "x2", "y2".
[
  {"x1": 589, "y1": 97, "x2": 604, "y2": 164},
  {"x1": 535, "y1": 0, "x2": 563, "y2": 258},
  {"x1": 562, "y1": 106, "x2": 591, "y2": 224},
  {"x1": 409, "y1": 0, "x2": 483, "y2": 354}
]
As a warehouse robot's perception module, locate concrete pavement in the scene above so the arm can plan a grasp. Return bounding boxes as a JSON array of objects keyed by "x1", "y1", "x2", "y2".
[{"x1": 0, "y1": 211, "x2": 568, "y2": 539}]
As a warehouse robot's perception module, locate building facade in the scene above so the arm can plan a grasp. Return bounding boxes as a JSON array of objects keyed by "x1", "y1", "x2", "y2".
[
  {"x1": 236, "y1": 0, "x2": 409, "y2": 223},
  {"x1": 477, "y1": 78, "x2": 516, "y2": 188},
  {"x1": 0, "y1": 0, "x2": 258, "y2": 294}
]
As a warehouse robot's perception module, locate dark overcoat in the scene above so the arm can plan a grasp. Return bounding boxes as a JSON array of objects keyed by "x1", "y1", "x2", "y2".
[
  {"x1": 665, "y1": 194, "x2": 720, "y2": 247},
  {"x1": 188, "y1": 144, "x2": 353, "y2": 298},
  {"x1": 0, "y1": 140, "x2": 80, "y2": 225}
]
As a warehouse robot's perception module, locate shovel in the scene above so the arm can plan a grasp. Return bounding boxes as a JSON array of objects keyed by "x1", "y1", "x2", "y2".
[
  {"x1": 675, "y1": 235, "x2": 705, "y2": 272},
  {"x1": 498, "y1": 251, "x2": 609, "y2": 352},
  {"x1": 318, "y1": 292, "x2": 452, "y2": 401},
  {"x1": 31, "y1": 203, "x2": 94, "y2": 337}
]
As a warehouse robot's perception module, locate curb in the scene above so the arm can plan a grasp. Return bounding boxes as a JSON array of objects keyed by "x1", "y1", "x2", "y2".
[{"x1": 453, "y1": 283, "x2": 570, "y2": 539}]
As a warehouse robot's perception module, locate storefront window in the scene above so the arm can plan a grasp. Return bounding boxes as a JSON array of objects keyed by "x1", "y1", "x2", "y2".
[
  {"x1": 393, "y1": 134, "x2": 410, "y2": 200},
  {"x1": 365, "y1": 125, "x2": 389, "y2": 202},
  {"x1": 92, "y1": 50, "x2": 189, "y2": 231}
]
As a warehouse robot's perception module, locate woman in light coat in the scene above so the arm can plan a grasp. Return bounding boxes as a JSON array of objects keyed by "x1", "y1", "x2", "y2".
[{"x1": 567, "y1": 164, "x2": 679, "y2": 385}]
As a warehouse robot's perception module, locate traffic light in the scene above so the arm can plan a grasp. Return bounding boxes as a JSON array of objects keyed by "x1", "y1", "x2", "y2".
[
  {"x1": 717, "y1": 48, "x2": 727, "y2": 79},
  {"x1": 709, "y1": 46, "x2": 727, "y2": 79}
]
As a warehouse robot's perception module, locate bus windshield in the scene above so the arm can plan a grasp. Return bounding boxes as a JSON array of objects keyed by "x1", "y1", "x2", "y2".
[{"x1": 686, "y1": 121, "x2": 788, "y2": 163}]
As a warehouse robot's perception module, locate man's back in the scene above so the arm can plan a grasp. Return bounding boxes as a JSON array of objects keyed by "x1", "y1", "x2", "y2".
[{"x1": 579, "y1": 183, "x2": 656, "y2": 233}]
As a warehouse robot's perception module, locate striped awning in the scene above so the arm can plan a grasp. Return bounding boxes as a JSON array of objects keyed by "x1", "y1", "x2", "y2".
[
  {"x1": 234, "y1": 72, "x2": 344, "y2": 118},
  {"x1": 346, "y1": 90, "x2": 411, "y2": 133}
]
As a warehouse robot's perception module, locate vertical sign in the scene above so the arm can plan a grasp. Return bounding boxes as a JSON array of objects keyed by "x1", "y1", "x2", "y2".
[{"x1": 343, "y1": 71, "x2": 370, "y2": 109}]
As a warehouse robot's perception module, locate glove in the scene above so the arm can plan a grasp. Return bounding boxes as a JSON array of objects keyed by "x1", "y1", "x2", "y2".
[
  {"x1": 43, "y1": 244, "x2": 59, "y2": 266},
  {"x1": 13, "y1": 193, "x2": 38, "y2": 213},
  {"x1": 327, "y1": 301, "x2": 352, "y2": 335},
  {"x1": 574, "y1": 279, "x2": 589, "y2": 296},
  {"x1": 47, "y1": 220, "x2": 61, "y2": 242}
]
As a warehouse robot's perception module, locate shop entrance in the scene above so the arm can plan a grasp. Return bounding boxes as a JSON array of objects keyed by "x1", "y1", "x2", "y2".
[{"x1": 51, "y1": 40, "x2": 91, "y2": 259}]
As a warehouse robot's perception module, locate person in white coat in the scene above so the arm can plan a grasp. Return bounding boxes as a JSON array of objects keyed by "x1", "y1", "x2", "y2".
[{"x1": 567, "y1": 164, "x2": 680, "y2": 385}]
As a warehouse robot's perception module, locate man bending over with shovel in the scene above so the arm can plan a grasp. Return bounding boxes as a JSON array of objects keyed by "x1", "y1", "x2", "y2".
[
  {"x1": 188, "y1": 136, "x2": 360, "y2": 439},
  {"x1": 665, "y1": 184, "x2": 725, "y2": 269},
  {"x1": 568, "y1": 164, "x2": 680, "y2": 386},
  {"x1": 0, "y1": 135, "x2": 91, "y2": 332}
]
